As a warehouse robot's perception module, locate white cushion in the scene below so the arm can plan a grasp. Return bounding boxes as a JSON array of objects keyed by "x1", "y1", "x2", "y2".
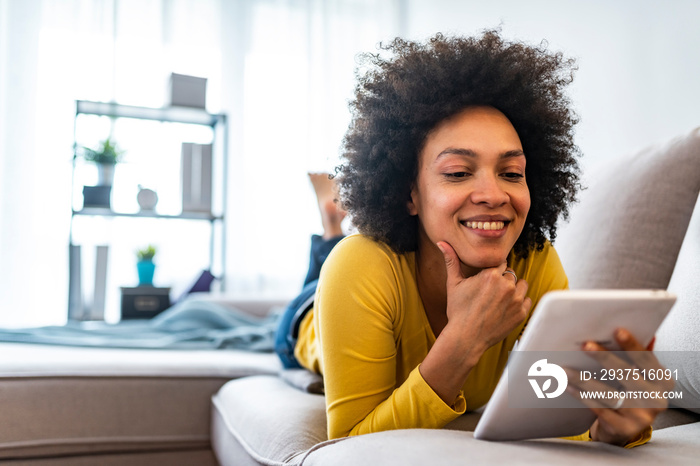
[
  {"x1": 656, "y1": 192, "x2": 700, "y2": 413},
  {"x1": 556, "y1": 127, "x2": 700, "y2": 289}
]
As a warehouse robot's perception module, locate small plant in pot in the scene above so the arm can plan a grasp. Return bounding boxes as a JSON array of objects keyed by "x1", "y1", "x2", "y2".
[
  {"x1": 136, "y1": 245, "x2": 157, "y2": 286},
  {"x1": 81, "y1": 137, "x2": 125, "y2": 186}
]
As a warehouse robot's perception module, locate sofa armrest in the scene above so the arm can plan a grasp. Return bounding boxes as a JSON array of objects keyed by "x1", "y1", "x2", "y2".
[{"x1": 0, "y1": 343, "x2": 280, "y2": 460}]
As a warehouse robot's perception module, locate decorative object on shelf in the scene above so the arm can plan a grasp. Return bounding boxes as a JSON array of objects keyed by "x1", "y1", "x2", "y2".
[
  {"x1": 181, "y1": 142, "x2": 212, "y2": 213},
  {"x1": 137, "y1": 185, "x2": 159, "y2": 211},
  {"x1": 169, "y1": 73, "x2": 207, "y2": 109},
  {"x1": 136, "y1": 244, "x2": 157, "y2": 286},
  {"x1": 80, "y1": 137, "x2": 126, "y2": 186},
  {"x1": 120, "y1": 286, "x2": 171, "y2": 319},
  {"x1": 82, "y1": 185, "x2": 112, "y2": 208}
]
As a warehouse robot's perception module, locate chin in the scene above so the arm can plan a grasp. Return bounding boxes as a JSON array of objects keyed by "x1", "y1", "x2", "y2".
[{"x1": 460, "y1": 253, "x2": 510, "y2": 270}]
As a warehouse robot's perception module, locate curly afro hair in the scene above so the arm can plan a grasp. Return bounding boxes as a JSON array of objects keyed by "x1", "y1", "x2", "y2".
[{"x1": 335, "y1": 30, "x2": 582, "y2": 258}]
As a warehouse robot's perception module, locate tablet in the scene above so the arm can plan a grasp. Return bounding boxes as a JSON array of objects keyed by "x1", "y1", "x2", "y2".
[{"x1": 473, "y1": 289, "x2": 676, "y2": 441}]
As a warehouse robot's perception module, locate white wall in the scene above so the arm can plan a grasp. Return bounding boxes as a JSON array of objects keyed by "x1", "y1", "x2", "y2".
[{"x1": 405, "y1": 0, "x2": 700, "y2": 172}]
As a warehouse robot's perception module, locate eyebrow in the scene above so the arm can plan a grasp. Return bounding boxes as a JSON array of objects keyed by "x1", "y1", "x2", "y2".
[{"x1": 436, "y1": 148, "x2": 525, "y2": 160}]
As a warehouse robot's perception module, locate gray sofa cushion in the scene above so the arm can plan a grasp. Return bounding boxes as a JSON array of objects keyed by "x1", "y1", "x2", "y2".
[
  {"x1": 211, "y1": 376, "x2": 329, "y2": 466},
  {"x1": 211, "y1": 374, "x2": 700, "y2": 465},
  {"x1": 656, "y1": 192, "x2": 700, "y2": 413},
  {"x1": 556, "y1": 127, "x2": 700, "y2": 289},
  {"x1": 302, "y1": 422, "x2": 700, "y2": 466}
]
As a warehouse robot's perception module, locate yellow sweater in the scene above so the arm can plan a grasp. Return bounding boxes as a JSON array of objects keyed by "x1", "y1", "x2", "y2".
[{"x1": 294, "y1": 234, "x2": 650, "y2": 446}]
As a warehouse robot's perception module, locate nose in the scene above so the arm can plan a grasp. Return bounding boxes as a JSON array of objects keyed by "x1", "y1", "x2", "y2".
[{"x1": 469, "y1": 173, "x2": 509, "y2": 207}]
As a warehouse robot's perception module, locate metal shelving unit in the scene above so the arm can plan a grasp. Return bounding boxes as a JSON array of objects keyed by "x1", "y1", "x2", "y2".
[{"x1": 68, "y1": 100, "x2": 228, "y2": 321}]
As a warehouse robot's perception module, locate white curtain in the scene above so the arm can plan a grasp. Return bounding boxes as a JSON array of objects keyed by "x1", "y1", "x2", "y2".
[{"x1": 0, "y1": 0, "x2": 402, "y2": 326}]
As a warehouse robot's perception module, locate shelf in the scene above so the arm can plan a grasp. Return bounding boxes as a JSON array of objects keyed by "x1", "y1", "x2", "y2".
[
  {"x1": 69, "y1": 98, "x2": 229, "y2": 321},
  {"x1": 76, "y1": 100, "x2": 225, "y2": 126},
  {"x1": 73, "y1": 208, "x2": 222, "y2": 221}
]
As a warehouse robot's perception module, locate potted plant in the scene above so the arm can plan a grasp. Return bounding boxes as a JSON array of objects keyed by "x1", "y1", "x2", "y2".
[
  {"x1": 81, "y1": 137, "x2": 125, "y2": 186},
  {"x1": 136, "y1": 245, "x2": 157, "y2": 286}
]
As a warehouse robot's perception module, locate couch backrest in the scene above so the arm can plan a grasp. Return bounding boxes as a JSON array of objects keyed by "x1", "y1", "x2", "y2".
[
  {"x1": 555, "y1": 127, "x2": 700, "y2": 290},
  {"x1": 655, "y1": 191, "x2": 700, "y2": 413}
]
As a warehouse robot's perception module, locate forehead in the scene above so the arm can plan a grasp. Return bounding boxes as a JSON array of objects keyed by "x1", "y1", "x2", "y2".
[{"x1": 420, "y1": 106, "x2": 522, "y2": 161}]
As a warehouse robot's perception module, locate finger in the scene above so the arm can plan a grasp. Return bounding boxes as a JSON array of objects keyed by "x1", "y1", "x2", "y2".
[
  {"x1": 565, "y1": 384, "x2": 621, "y2": 412},
  {"x1": 646, "y1": 336, "x2": 656, "y2": 351},
  {"x1": 581, "y1": 341, "x2": 633, "y2": 377},
  {"x1": 513, "y1": 279, "x2": 531, "y2": 314},
  {"x1": 565, "y1": 368, "x2": 626, "y2": 407},
  {"x1": 581, "y1": 340, "x2": 671, "y2": 394},
  {"x1": 436, "y1": 241, "x2": 464, "y2": 286},
  {"x1": 589, "y1": 408, "x2": 644, "y2": 445},
  {"x1": 595, "y1": 406, "x2": 656, "y2": 434},
  {"x1": 565, "y1": 377, "x2": 655, "y2": 417},
  {"x1": 615, "y1": 328, "x2": 646, "y2": 352},
  {"x1": 501, "y1": 270, "x2": 517, "y2": 287},
  {"x1": 614, "y1": 329, "x2": 660, "y2": 371},
  {"x1": 514, "y1": 277, "x2": 529, "y2": 298},
  {"x1": 582, "y1": 334, "x2": 653, "y2": 375}
]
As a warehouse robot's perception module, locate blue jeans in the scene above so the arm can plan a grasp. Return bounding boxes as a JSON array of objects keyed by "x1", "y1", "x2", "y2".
[{"x1": 274, "y1": 234, "x2": 344, "y2": 368}]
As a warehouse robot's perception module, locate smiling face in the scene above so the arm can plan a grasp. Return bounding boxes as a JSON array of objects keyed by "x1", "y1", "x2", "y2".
[{"x1": 408, "y1": 106, "x2": 530, "y2": 277}]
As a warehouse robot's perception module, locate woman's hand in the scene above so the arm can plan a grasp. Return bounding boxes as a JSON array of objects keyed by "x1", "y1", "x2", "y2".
[
  {"x1": 567, "y1": 329, "x2": 671, "y2": 446},
  {"x1": 419, "y1": 241, "x2": 532, "y2": 405},
  {"x1": 438, "y1": 241, "x2": 532, "y2": 351}
]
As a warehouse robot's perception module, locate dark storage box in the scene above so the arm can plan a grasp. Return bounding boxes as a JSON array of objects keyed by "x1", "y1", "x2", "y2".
[
  {"x1": 120, "y1": 286, "x2": 171, "y2": 320},
  {"x1": 82, "y1": 185, "x2": 112, "y2": 208}
]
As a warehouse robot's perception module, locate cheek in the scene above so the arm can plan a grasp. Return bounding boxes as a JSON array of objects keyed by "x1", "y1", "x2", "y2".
[
  {"x1": 514, "y1": 189, "x2": 531, "y2": 217},
  {"x1": 416, "y1": 180, "x2": 455, "y2": 211},
  {"x1": 430, "y1": 189, "x2": 457, "y2": 207}
]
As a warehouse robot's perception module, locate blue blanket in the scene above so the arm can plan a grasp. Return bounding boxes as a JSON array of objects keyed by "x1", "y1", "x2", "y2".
[{"x1": 0, "y1": 299, "x2": 282, "y2": 351}]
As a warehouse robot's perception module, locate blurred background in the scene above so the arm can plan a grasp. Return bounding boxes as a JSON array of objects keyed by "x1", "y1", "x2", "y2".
[{"x1": 0, "y1": 0, "x2": 698, "y2": 327}]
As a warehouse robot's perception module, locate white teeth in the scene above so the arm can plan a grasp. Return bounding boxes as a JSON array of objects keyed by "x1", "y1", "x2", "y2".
[{"x1": 465, "y1": 221, "x2": 505, "y2": 230}]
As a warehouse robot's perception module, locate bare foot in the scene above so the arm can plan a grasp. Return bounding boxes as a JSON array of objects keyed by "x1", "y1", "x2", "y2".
[{"x1": 309, "y1": 173, "x2": 346, "y2": 239}]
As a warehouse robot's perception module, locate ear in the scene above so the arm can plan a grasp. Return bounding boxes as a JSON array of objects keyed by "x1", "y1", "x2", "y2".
[{"x1": 407, "y1": 185, "x2": 418, "y2": 216}]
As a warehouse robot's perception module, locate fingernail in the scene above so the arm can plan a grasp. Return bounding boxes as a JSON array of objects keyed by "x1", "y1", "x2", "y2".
[
  {"x1": 584, "y1": 342, "x2": 596, "y2": 351},
  {"x1": 616, "y1": 329, "x2": 629, "y2": 342},
  {"x1": 436, "y1": 243, "x2": 445, "y2": 254}
]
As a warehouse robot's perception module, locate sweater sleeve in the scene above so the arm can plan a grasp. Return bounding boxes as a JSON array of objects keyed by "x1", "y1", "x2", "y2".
[
  {"x1": 562, "y1": 425, "x2": 652, "y2": 447},
  {"x1": 314, "y1": 236, "x2": 464, "y2": 439}
]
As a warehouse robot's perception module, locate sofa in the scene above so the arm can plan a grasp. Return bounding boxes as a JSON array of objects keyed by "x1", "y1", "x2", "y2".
[{"x1": 1, "y1": 127, "x2": 699, "y2": 465}]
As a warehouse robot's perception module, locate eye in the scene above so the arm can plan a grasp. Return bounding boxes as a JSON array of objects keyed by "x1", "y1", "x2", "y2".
[
  {"x1": 444, "y1": 171, "x2": 471, "y2": 179},
  {"x1": 501, "y1": 172, "x2": 525, "y2": 181}
]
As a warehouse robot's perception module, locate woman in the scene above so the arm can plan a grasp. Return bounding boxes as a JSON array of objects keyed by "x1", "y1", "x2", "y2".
[{"x1": 276, "y1": 31, "x2": 666, "y2": 446}]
